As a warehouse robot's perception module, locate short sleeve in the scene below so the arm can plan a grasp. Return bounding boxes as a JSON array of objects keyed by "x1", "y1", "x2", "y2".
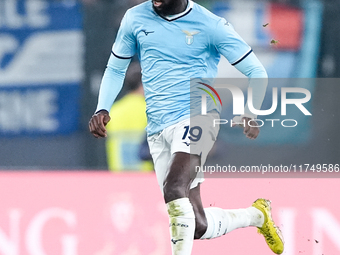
[
  {"x1": 213, "y1": 18, "x2": 252, "y2": 65},
  {"x1": 112, "y1": 10, "x2": 137, "y2": 59}
]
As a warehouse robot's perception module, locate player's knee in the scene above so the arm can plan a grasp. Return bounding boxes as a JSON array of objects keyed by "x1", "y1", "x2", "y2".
[{"x1": 163, "y1": 182, "x2": 186, "y2": 202}]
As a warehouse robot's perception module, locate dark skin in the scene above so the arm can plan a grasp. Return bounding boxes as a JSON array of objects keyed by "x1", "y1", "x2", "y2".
[
  {"x1": 89, "y1": 110, "x2": 111, "y2": 138},
  {"x1": 240, "y1": 118, "x2": 260, "y2": 140},
  {"x1": 90, "y1": 0, "x2": 261, "y2": 240}
]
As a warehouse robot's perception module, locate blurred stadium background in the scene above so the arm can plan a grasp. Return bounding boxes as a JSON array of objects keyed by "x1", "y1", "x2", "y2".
[{"x1": 0, "y1": 0, "x2": 340, "y2": 254}]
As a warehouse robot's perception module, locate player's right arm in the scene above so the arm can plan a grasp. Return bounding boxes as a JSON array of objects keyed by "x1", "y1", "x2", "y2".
[
  {"x1": 89, "y1": 10, "x2": 136, "y2": 138},
  {"x1": 89, "y1": 54, "x2": 131, "y2": 138}
]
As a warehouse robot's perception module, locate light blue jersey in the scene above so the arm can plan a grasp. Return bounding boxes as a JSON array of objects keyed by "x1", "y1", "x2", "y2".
[{"x1": 107, "y1": 0, "x2": 253, "y2": 135}]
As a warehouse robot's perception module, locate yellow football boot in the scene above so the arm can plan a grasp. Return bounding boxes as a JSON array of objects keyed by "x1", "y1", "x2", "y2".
[{"x1": 252, "y1": 199, "x2": 284, "y2": 254}]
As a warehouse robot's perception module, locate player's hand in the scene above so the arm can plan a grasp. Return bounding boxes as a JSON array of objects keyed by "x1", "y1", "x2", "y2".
[
  {"x1": 89, "y1": 110, "x2": 111, "y2": 138},
  {"x1": 243, "y1": 117, "x2": 260, "y2": 140},
  {"x1": 232, "y1": 116, "x2": 260, "y2": 140}
]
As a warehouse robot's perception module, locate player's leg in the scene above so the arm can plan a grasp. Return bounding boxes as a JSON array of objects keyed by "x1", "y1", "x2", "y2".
[
  {"x1": 162, "y1": 113, "x2": 218, "y2": 254},
  {"x1": 165, "y1": 151, "x2": 259, "y2": 253},
  {"x1": 161, "y1": 114, "x2": 284, "y2": 254},
  {"x1": 165, "y1": 165, "x2": 267, "y2": 252},
  {"x1": 147, "y1": 126, "x2": 198, "y2": 255},
  {"x1": 163, "y1": 151, "x2": 198, "y2": 255},
  {"x1": 189, "y1": 184, "x2": 284, "y2": 254},
  {"x1": 163, "y1": 152, "x2": 197, "y2": 202},
  {"x1": 188, "y1": 181, "x2": 264, "y2": 238},
  {"x1": 187, "y1": 183, "x2": 207, "y2": 239},
  {"x1": 187, "y1": 172, "x2": 284, "y2": 254}
]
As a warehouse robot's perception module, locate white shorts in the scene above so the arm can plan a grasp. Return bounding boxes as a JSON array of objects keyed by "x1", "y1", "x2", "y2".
[{"x1": 147, "y1": 112, "x2": 220, "y2": 193}]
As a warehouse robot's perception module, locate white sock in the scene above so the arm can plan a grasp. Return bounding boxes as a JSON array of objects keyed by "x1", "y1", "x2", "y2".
[
  {"x1": 201, "y1": 207, "x2": 264, "y2": 239},
  {"x1": 167, "y1": 198, "x2": 195, "y2": 255}
]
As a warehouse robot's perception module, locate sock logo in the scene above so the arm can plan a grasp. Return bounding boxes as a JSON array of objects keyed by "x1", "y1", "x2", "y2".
[
  {"x1": 171, "y1": 238, "x2": 184, "y2": 244},
  {"x1": 169, "y1": 223, "x2": 189, "y2": 228},
  {"x1": 216, "y1": 220, "x2": 222, "y2": 236}
]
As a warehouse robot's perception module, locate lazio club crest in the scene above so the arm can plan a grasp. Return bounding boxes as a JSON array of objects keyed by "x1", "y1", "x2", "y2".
[{"x1": 182, "y1": 30, "x2": 200, "y2": 45}]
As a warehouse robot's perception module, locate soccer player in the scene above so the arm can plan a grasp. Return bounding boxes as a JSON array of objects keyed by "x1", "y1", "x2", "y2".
[{"x1": 89, "y1": 0, "x2": 284, "y2": 254}]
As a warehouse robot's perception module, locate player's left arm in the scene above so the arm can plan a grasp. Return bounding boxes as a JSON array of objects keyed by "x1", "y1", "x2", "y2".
[
  {"x1": 233, "y1": 52, "x2": 268, "y2": 139},
  {"x1": 213, "y1": 18, "x2": 268, "y2": 139}
]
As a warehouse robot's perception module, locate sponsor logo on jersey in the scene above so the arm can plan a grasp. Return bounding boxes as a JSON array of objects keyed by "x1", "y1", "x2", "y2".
[{"x1": 141, "y1": 29, "x2": 154, "y2": 36}]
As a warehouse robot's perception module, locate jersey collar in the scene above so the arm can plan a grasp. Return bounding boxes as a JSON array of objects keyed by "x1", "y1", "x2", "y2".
[{"x1": 156, "y1": 0, "x2": 193, "y2": 22}]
